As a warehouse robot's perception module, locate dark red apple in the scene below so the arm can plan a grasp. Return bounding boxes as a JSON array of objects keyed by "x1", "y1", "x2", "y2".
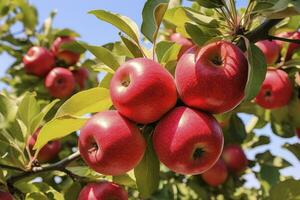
[
  {"x1": 296, "y1": 128, "x2": 300, "y2": 138},
  {"x1": 175, "y1": 41, "x2": 248, "y2": 114},
  {"x1": 73, "y1": 68, "x2": 89, "y2": 90},
  {"x1": 0, "y1": 191, "x2": 13, "y2": 200},
  {"x1": 255, "y1": 40, "x2": 280, "y2": 64},
  {"x1": 201, "y1": 159, "x2": 228, "y2": 186},
  {"x1": 78, "y1": 182, "x2": 128, "y2": 200},
  {"x1": 153, "y1": 106, "x2": 224, "y2": 175},
  {"x1": 255, "y1": 68, "x2": 292, "y2": 109},
  {"x1": 78, "y1": 111, "x2": 146, "y2": 175},
  {"x1": 222, "y1": 144, "x2": 248, "y2": 174},
  {"x1": 28, "y1": 128, "x2": 61, "y2": 163},
  {"x1": 45, "y1": 67, "x2": 75, "y2": 98},
  {"x1": 110, "y1": 58, "x2": 177, "y2": 124},
  {"x1": 169, "y1": 33, "x2": 194, "y2": 58},
  {"x1": 51, "y1": 36, "x2": 80, "y2": 65},
  {"x1": 285, "y1": 31, "x2": 300, "y2": 61},
  {"x1": 23, "y1": 46, "x2": 55, "y2": 76}
]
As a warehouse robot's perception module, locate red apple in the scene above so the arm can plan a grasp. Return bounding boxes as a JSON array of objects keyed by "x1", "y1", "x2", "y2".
[
  {"x1": 110, "y1": 58, "x2": 177, "y2": 124},
  {"x1": 78, "y1": 182, "x2": 128, "y2": 200},
  {"x1": 169, "y1": 33, "x2": 194, "y2": 58},
  {"x1": 255, "y1": 68, "x2": 292, "y2": 109},
  {"x1": 296, "y1": 128, "x2": 300, "y2": 138},
  {"x1": 51, "y1": 36, "x2": 80, "y2": 65},
  {"x1": 201, "y1": 159, "x2": 228, "y2": 186},
  {"x1": 222, "y1": 145, "x2": 248, "y2": 174},
  {"x1": 28, "y1": 127, "x2": 61, "y2": 163},
  {"x1": 255, "y1": 40, "x2": 280, "y2": 64},
  {"x1": 153, "y1": 106, "x2": 224, "y2": 175},
  {"x1": 0, "y1": 191, "x2": 13, "y2": 200},
  {"x1": 78, "y1": 111, "x2": 146, "y2": 175},
  {"x1": 285, "y1": 31, "x2": 300, "y2": 61},
  {"x1": 23, "y1": 46, "x2": 55, "y2": 76},
  {"x1": 73, "y1": 68, "x2": 89, "y2": 90},
  {"x1": 274, "y1": 32, "x2": 293, "y2": 49},
  {"x1": 45, "y1": 67, "x2": 76, "y2": 98},
  {"x1": 175, "y1": 41, "x2": 248, "y2": 114}
]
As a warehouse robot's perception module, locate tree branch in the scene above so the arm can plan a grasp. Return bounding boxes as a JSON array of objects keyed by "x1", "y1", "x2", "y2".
[
  {"x1": 0, "y1": 164, "x2": 24, "y2": 172},
  {"x1": 237, "y1": 18, "x2": 283, "y2": 50},
  {"x1": 7, "y1": 151, "x2": 81, "y2": 185},
  {"x1": 268, "y1": 35, "x2": 300, "y2": 44}
]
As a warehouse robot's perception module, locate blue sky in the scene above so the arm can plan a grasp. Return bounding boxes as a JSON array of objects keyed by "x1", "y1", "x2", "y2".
[{"x1": 0, "y1": 0, "x2": 299, "y2": 188}]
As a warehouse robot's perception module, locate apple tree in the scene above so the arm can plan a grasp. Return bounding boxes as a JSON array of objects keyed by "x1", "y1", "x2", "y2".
[{"x1": 0, "y1": 0, "x2": 300, "y2": 199}]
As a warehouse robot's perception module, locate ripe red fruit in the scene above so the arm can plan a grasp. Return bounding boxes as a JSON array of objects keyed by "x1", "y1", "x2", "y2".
[
  {"x1": 169, "y1": 33, "x2": 193, "y2": 58},
  {"x1": 73, "y1": 68, "x2": 89, "y2": 90},
  {"x1": 0, "y1": 191, "x2": 13, "y2": 200},
  {"x1": 296, "y1": 128, "x2": 300, "y2": 138},
  {"x1": 78, "y1": 182, "x2": 128, "y2": 200},
  {"x1": 285, "y1": 31, "x2": 300, "y2": 61},
  {"x1": 255, "y1": 68, "x2": 292, "y2": 109},
  {"x1": 110, "y1": 58, "x2": 177, "y2": 124},
  {"x1": 23, "y1": 46, "x2": 55, "y2": 76},
  {"x1": 45, "y1": 67, "x2": 76, "y2": 98},
  {"x1": 28, "y1": 127, "x2": 61, "y2": 163},
  {"x1": 201, "y1": 159, "x2": 228, "y2": 186},
  {"x1": 222, "y1": 145, "x2": 248, "y2": 174},
  {"x1": 78, "y1": 111, "x2": 146, "y2": 175},
  {"x1": 255, "y1": 40, "x2": 280, "y2": 64},
  {"x1": 51, "y1": 36, "x2": 80, "y2": 65},
  {"x1": 175, "y1": 41, "x2": 248, "y2": 114},
  {"x1": 153, "y1": 106, "x2": 224, "y2": 175},
  {"x1": 274, "y1": 32, "x2": 293, "y2": 49}
]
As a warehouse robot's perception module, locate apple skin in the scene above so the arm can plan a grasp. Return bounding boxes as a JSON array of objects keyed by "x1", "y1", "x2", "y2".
[
  {"x1": 153, "y1": 106, "x2": 224, "y2": 175},
  {"x1": 51, "y1": 36, "x2": 80, "y2": 65},
  {"x1": 110, "y1": 58, "x2": 177, "y2": 124},
  {"x1": 255, "y1": 68, "x2": 292, "y2": 109},
  {"x1": 286, "y1": 31, "x2": 300, "y2": 61},
  {"x1": 23, "y1": 46, "x2": 55, "y2": 76},
  {"x1": 201, "y1": 159, "x2": 228, "y2": 187},
  {"x1": 45, "y1": 67, "x2": 76, "y2": 98},
  {"x1": 78, "y1": 111, "x2": 146, "y2": 176},
  {"x1": 78, "y1": 182, "x2": 128, "y2": 200},
  {"x1": 169, "y1": 33, "x2": 194, "y2": 58},
  {"x1": 222, "y1": 145, "x2": 248, "y2": 174},
  {"x1": 28, "y1": 127, "x2": 61, "y2": 163},
  {"x1": 73, "y1": 68, "x2": 89, "y2": 90},
  {"x1": 255, "y1": 40, "x2": 280, "y2": 65},
  {"x1": 275, "y1": 32, "x2": 293, "y2": 49},
  {"x1": 175, "y1": 41, "x2": 248, "y2": 114},
  {"x1": 296, "y1": 128, "x2": 300, "y2": 138},
  {"x1": 0, "y1": 191, "x2": 13, "y2": 200}
]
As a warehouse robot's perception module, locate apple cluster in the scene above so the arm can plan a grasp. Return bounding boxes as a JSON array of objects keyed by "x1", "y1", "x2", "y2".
[
  {"x1": 76, "y1": 39, "x2": 252, "y2": 197},
  {"x1": 23, "y1": 36, "x2": 89, "y2": 99}
]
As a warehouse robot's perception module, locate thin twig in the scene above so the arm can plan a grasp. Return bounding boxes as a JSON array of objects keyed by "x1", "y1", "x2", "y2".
[{"x1": 0, "y1": 164, "x2": 24, "y2": 172}]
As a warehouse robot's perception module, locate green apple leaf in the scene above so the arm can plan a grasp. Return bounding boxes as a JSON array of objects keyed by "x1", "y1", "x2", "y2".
[
  {"x1": 33, "y1": 115, "x2": 87, "y2": 150},
  {"x1": 193, "y1": 0, "x2": 224, "y2": 8},
  {"x1": 156, "y1": 41, "x2": 174, "y2": 62},
  {"x1": 184, "y1": 22, "x2": 218, "y2": 46},
  {"x1": 269, "y1": 179, "x2": 300, "y2": 200},
  {"x1": 15, "y1": 0, "x2": 38, "y2": 33},
  {"x1": 55, "y1": 87, "x2": 112, "y2": 117},
  {"x1": 54, "y1": 28, "x2": 80, "y2": 38},
  {"x1": 160, "y1": 43, "x2": 181, "y2": 65},
  {"x1": 255, "y1": 150, "x2": 291, "y2": 168},
  {"x1": 113, "y1": 170, "x2": 137, "y2": 187},
  {"x1": 283, "y1": 143, "x2": 300, "y2": 160},
  {"x1": 79, "y1": 42, "x2": 120, "y2": 70},
  {"x1": 134, "y1": 130, "x2": 160, "y2": 198},
  {"x1": 89, "y1": 10, "x2": 140, "y2": 44},
  {"x1": 244, "y1": 43, "x2": 267, "y2": 101},
  {"x1": 0, "y1": 93, "x2": 18, "y2": 129},
  {"x1": 141, "y1": 0, "x2": 169, "y2": 43},
  {"x1": 225, "y1": 114, "x2": 247, "y2": 144},
  {"x1": 60, "y1": 41, "x2": 86, "y2": 54},
  {"x1": 120, "y1": 35, "x2": 144, "y2": 58}
]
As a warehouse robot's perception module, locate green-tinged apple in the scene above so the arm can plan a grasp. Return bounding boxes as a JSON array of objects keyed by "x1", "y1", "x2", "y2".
[
  {"x1": 255, "y1": 40, "x2": 280, "y2": 64},
  {"x1": 255, "y1": 68, "x2": 292, "y2": 109},
  {"x1": 110, "y1": 58, "x2": 177, "y2": 124},
  {"x1": 201, "y1": 159, "x2": 228, "y2": 186},
  {"x1": 23, "y1": 46, "x2": 55, "y2": 76},
  {"x1": 78, "y1": 111, "x2": 146, "y2": 175},
  {"x1": 77, "y1": 182, "x2": 128, "y2": 200},
  {"x1": 222, "y1": 145, "x2": 248, "y2": 174},
  {"x1": 51, "y1": 36, "x2": 80, "y2": 65},
  {"x1": 153, "y1": 106, "x2": 224, "y2": 175},
  {"x1": 28, "y1": 128, "x2": 61, "y2": 163},
  {"x1": 45, "y1": 67, "x2": 75, "y2": 98},
  {"x1": 175, "y1": 41, "x2": 248, "y2": 114},
  {"x1": 73, "y1": 67, "x2": 89, "y2": 90}
]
